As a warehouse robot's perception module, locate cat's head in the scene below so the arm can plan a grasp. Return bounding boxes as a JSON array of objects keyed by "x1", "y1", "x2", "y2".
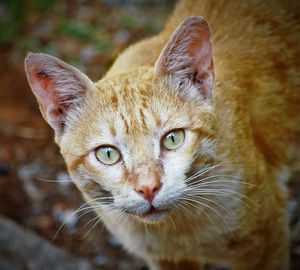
[{"x1": 25, "y1": 17, "x2": 218, "y2": 223}]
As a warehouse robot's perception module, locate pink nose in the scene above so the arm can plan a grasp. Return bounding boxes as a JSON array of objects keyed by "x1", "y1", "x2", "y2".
[{"x1": 134, "y1": 182, "x2": 162, "y2": 202}]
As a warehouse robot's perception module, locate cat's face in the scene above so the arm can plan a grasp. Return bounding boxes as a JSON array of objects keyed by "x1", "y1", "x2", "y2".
[
  {"x1": 25, "y1": 17, "x2": 218, "y2": 223},
  {"x1": 60, "y1": 69, "x2": 216, "y2": 223}
]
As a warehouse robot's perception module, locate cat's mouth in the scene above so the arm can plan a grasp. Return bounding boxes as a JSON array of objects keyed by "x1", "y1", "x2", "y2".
[
  {"x1": 127, "y1": 206, "x2": 170, "y2": 223},
  {"x1": 139, "y1": 207, "x2": 170, "y2": 223}
]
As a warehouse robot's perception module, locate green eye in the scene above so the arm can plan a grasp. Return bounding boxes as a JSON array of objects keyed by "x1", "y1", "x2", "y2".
[
  {"x1": 162, "y1": 129, "x2": 185, "y2": 150},
  {"x1": 95, "y1": 146, "x2": 121, "y2": 165}
]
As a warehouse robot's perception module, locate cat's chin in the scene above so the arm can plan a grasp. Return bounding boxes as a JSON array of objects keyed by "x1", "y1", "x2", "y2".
[{"x1": 132, "y1": 207, "x2": 170, "y2": 224}]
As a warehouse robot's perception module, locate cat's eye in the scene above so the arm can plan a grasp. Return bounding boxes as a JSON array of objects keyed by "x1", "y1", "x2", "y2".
[
  {"x1": 162, "y1": 129, "x2": 185, "y2": 150},
  {"x1": 95, "y1": 146, "x2": 121, "y2": 165}
]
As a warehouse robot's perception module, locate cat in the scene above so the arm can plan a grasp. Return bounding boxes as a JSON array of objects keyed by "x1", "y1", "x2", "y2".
[{"x1": 24, "y1": 0, "x2": 300, "y2": 269}]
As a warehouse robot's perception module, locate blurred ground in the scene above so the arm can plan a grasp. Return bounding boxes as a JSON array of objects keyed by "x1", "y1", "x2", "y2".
[{"x1": 0, "y1": 0, "x2": 299, "y2": 269}]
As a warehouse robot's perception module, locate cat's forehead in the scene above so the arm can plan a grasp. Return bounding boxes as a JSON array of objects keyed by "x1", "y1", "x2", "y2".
[
  {"x1": 92, "y1": 71, "x2": 190, "y2": 130},
  {"x1": 95, "y1": 69, "x2": 158, "y2": 108}
]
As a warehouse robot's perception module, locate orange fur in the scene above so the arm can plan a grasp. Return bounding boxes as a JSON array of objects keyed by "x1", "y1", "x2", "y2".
[{"x1": 25, "y1": 0, "x2": 300, "y2": 269}]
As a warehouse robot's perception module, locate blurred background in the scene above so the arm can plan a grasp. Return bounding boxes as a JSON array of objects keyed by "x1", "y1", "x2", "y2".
[{"x1": 0, "y1": 0, "x2": 299, "y2": 269}]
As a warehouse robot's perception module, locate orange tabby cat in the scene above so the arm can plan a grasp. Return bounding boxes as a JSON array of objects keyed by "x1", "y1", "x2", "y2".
[{"x1": 24, "y1": 0, "x2": 300, "y2": 269}]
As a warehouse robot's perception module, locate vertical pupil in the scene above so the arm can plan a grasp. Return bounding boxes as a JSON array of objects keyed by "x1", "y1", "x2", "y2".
[
  {"x1": 107, "y1": 149, "x2": 111, "y2": 159},
  {"x1": 171, "y1": 134, "x2": 175, "y2": 144}
]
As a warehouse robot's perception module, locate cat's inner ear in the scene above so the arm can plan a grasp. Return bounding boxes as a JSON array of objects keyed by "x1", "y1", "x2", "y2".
[
  {"x1": 154, "y1": 16, "x2": 214, "y2": 99},
  {"x1": 25, "y1": 53, "x2": 94, "y2": 136}
]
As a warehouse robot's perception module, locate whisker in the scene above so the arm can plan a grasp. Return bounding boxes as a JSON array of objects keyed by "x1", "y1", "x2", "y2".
[
  {"x1": 82, "y1": 215, "x2": 99, "y2": 230},
  {"x1": 186, "y1": 195, "x2": 232, "y2": 217},
  {"x1": 77, "y1": 207, "x2": 99, "y2": 220},
  {"x1": 82, "y1": 216, "x2": 101, "y2": 239},
  {"x1": 182, "y1": 197, "x2": 233, "y2": 235},
  {"x1": 168, "y1": 215, "x2": 176, "y2": 230},
  {"x1": 186, "y1": 162, "x2": 239, "y2": 183},
  {"x1": 186, "y1": 180, "x2": 255, "y2": 190},
  {"x1": 175, "y1": 201, "x2": 196, "y2": 217},
  {"x1": 179, "y1": 199, "x2": 216, "y2": 227},
  {"x1": 52, "y1": 202, "x2": 97, "y2": 240},
  {"x1": 82, "y1": 206, "x2": 124, "y2": 239},
  {"x1": 36, "y1": 177, "x2": 73, "y2": 183},
  {"x1": 73, "y1": 198, "x2": 115, "y2": 217},
  {"x1": 185, "y1": 190, "x2": 254, "y2": 208},
  {"x1": 78, "y1": 201, "x2": 120, "y2": 228},
  {"x1": 187, "y1": 175, "x2": 255, "y2": 187},
  {"x1": 144, "y1": 222, "x2": 149, "y2": 235},
  {"x1": 52, "y1": 196, "x2": 114, "y2": 240},
  {"x1": 186, "y1": 164, "x2": 222, "y2": 181},
  {"x1": 186, "y1": 188, "x2": 256, "y2": 206}
]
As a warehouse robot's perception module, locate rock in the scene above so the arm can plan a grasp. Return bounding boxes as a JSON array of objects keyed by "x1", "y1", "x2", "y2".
[
  {"x1": 0, "y1": 216, "x2": 93, "y2": 270},
  {"x1": 0, "y1": 256, "x2": 23, "y2": 270}
]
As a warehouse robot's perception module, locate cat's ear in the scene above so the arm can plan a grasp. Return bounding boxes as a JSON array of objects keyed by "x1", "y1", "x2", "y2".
[
  {"x1": 25, "y1": 53, "x2": 94, "y2": 136},
  {"x1": 154, "y1": 16, "x2": 214, "y2": 99}
]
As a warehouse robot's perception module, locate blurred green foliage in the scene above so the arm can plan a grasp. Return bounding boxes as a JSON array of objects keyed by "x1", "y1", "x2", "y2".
[
  {"x1": 0, "y1": 0, "x2": 57, "y2": 46},
  {"x1": 119, "y1": 14, "x2": 138, "y2": 29},
  {"x1": 27, "y1": 0, "x2": 57, "y2": 12},
  {"x1": 0, "y1": 0, "x2": 25, "y2": 45},
  {"x1": 59, "y1": 19, "x2": 95, "y2": 41},
  {"x1": 0, "y1": 0, "x2": 171, "y2": 63}
]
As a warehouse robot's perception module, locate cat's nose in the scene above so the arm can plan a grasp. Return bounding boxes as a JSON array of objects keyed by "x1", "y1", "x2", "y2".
[{"x1": 134, "y1": 181, "x2": 162, "y2": 202}]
